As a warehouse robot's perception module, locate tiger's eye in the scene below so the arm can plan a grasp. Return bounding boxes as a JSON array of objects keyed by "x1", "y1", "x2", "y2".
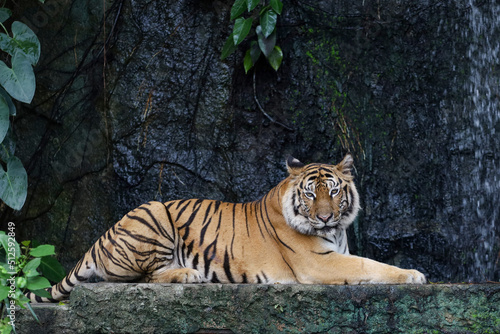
[
  {"x1": 304, "y1": 191, "x2": 316, "y2": 200},
  {"x1": 330, "y1": 188, "x2": 340, "y2": 197}
]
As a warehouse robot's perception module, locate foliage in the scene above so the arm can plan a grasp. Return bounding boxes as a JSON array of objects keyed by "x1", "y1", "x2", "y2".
[
  {"x1": 221, "y1": 0, "x2": 283, "y2": 73},
  {"x1": 0, "y1": 230, "x2": 65, "y2": 334},
  {"x1": 0, "y1": 4, "x2": 42, "y2": 211}
]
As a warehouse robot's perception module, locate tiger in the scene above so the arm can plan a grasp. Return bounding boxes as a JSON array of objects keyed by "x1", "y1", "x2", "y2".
[{"x1": 27, "y1": 154, "x2": 426, "y2": 302}]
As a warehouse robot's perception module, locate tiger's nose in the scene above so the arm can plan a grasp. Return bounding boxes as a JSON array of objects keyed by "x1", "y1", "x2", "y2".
[{"x1": 317, "y1": 214, "x2": 332, "y2": 223}]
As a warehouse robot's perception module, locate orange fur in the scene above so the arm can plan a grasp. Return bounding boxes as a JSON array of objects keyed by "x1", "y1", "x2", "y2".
[{"x1": 28, "y1": 155, "x2": 425, "y2": 303}]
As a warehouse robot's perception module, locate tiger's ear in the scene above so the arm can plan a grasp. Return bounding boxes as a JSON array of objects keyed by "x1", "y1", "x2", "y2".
[
  {"x1": 337, "y1": 154, "x2": 354, "y2": 176},
  {"x1": 286, "y1": 156, "x2": 305, "y2": 176}
]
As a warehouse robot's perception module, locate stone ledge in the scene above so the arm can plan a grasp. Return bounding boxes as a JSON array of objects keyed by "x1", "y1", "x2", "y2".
[{"x1": 17, "y1": 283, "x2": 500, "y2": 333}]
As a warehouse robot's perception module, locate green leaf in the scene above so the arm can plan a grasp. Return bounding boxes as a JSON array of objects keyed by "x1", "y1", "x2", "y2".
[
  {"x1": 26, "y1": 276, "x2": 51, "y2": 290},
  {"x1": 40, "y1": 256, "x2": 66, "y2": 283},
  {"x1": 244, "y1": 41, "x2": 262, "y2": 74},
  {"x1": 0, "y1": 156, "x2": 28, "y2": 210},
  {"x1": 0, "y1": 128, "x2": 17, "y2": 162},
  {"x1": 0, "y1": 22, "x2": 40, "y2": 66},
  {"x1": 16, "y1": 292, "x2": 30, "y2": 307},
  {"x1": 230, "y1": 0, "x2": 247, "y2": 20},
  {"x1": 29, "y1": 245, "x2": 55, "y2": 258},
  {"x1": 11, "y1": 21, "x2": 41, "y2": 65},
  {"x1": 0, "y1": 51, "x2": 36, "y2": 103},
  {"x1": 31, "y1": 288, "x2": 52, "y2": 298},
  {"x1": 256, "y1": 25, "x2": 276, "y2": 57},
  {"x1": 0, "y1": 9, "x2": 11, "y2": 23},
  {"x1": 0, "y1": 87, "x2": 16, "y2": 115},
  {"x1": 249, "y1": 41, "x2": 261, "y2": 64},
  {"x1": 244, "y1": 49, "x2": 253, "y2": 74},
  {"x1": 0, "y1": 285, "x2": 10, "y2": 300},
  {"x1": 232, "y1": 17, "x2": 253, "y2": 46},
  {"x1": 268, "y1": 45, "x2": 283, "y2": 71},
  {"x1": 23, "y1": 258, "x2": 41, "y2": 277},
  {"x1": 247, "y1": 0, "x2": 260, "y2": 11},
  {"x1": 0, "y1": 232, "x2": 21, "y2": 261},
  {"x1": 25, "y1": 302, "x2": 40, "y2": 323},
  {"x1": 0, "y1": 33, "x2": 13, "y2": 55},
  {"x1": 0, "y1": 95, "x2": 9, "y2": 143},
  {"x1": 260, "y1": 9, "x2": 277, "y2": 38},
  {"x1": 221, "y1": 33, "x2": 237, "y2": 60},
  {"x1": 270, "y1": 0, "x2": 283, "y2": 14}
]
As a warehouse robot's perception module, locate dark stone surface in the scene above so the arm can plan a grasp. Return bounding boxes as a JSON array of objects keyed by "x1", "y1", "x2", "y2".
[
  {"x1": 0, "y1": 0, "x2": 498, "y2": 282},
  {"x1": 16, "y1": 283, "x2": 500, "y2": 333}
]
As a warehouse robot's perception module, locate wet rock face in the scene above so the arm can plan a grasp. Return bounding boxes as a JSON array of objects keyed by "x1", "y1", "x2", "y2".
[{"x1": 2, "y1": 0, "x2": 498, "y2": 282}]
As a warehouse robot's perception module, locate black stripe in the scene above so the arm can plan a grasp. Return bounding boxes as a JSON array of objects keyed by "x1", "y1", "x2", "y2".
[
  {"x1": 186, "y1": 240, "x2": 194, "y2": 258},
  {"x1": 117, "y1": 227, "x2": 168, "y2": 248},
  {"x1": 201, "y1": 202, "x2": 213, "y2": 225},
  {"x1": 211, "y1": 272, "x2": 220, "y2": 283},
  {"x1": 199, "y1": 216, "x2": 213, "y2": 246},
  {"x1": 174, "y1": 199, "x2": 189, "y2": 210},
  {"x1": 73, "y1": 258, "x2": 88, "y2": 282},
  {"x1": 242, "y1": 273, "x2": 248, "y2": 283},
  {"x1": 311, "y1": 250, "x2": 334, "y2": 255},
  {"x1": 216, "y1": 210, "x2": 223, "y2": 231},
  {"x1": 223, "y1": 249, "x2": 235, "y2": 283},
  {"x1": 64, "y1": 276, "x2": 75, "y2": 287},
  {"x1": 181, "y1": 242, "x2": 187, "y2": 264},
  {"x1": 176, "y1": 199, "x2": 193, "y2": 221},
  {"x1": 257, "y1": 194, "x2": 273, "y2": 238},
  {"x1": 179, "y1": 199, "x2": 204, "y2": 240},
  {"x1": 100, "y1": 245, "x2": 134, "y2": 272},
  {"x1": 192, "y1": 253, "x2": 199, "y2": 270},
  {"x1": 244, "y1": 203, "x2": 250, "y2": 237},
  {"x1": 281, "y1": 255, "x2": 297, "y2": 280},
  {"x1": 292, "y1": 192, "x2": 299, "y2": 216},
  {"x1": 142, "y1": 204, "x2": 174, "y2": 241},
  {"x1": 176, "y1": 234, "x2": 184, "y2": 266},
  {"x1": 253, "y1": 202, "x2": 266, "y2": 239},
  {"x1": 262, "y1": 196, "x2": 295, "y2": 253},
  {"x1": 163, "y1": 203, "x2": 178, "y2": 244},
  {"x1": 319, "y1": 236, "x2": 335, "y2": 244},
  {"x1": 305, "y1": 170, "x2": 319, "y2": 178},
  {"x1": 203, "y1": 238, "x2": 217, "y2": 277},
  {"x1": 57, "y1": 282, "x2": 71, "y2": 294},
  {"x1": 126, "y1": 213, "x2": 158, "y2": 235}
]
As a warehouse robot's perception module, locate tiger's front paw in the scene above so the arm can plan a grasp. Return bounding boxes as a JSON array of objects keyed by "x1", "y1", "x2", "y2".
[
  {"x1": 401, "y1": 269, "x2": 426, "y2": 284},
  {"x1": 148, "y1": 268, "x2": 203, "y2": 283},
  {"x1": 170, "y1": 268, "x2": 203, "y2": 283}
]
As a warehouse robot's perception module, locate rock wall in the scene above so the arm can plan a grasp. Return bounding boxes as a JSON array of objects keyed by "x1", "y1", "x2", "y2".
[
  {"x1": 16, "y1": 283, "x2": 500, "y2": 333},
  {"x1": 1, "y1": 0, "x2": 498, "y2": 282}
]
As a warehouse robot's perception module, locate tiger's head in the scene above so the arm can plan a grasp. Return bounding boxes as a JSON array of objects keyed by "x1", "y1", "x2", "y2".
[{"x1": 282, "y1": 154, "x2": 360, "y2": 237}]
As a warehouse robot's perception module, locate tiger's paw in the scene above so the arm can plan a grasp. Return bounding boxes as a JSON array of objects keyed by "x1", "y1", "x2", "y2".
[
  {"x1": 169, "y1": 268, "x2": 203, "y2": 283},
  {"x1": 400, "y1": 269, "x2": 427, "y2": 284},
  {"x1": 148, "y1": 268, "x2": 203, "y2": 283}
]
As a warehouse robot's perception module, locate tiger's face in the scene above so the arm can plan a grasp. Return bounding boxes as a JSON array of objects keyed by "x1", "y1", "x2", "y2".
[{"x1": 282, "y1": 155, "x2": 360, "y2": 237}]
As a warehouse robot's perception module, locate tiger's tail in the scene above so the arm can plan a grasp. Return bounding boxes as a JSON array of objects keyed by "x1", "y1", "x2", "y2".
[
  {"x1": 25, "y1": 249, "x2": 97, "y2": 303},
  {"x1": 25, "y1": 201, "x2": 176, "y2": 303}
]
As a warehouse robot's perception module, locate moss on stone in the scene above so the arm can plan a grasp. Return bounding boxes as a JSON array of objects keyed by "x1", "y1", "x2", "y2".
[{"x1": 16, "y1": 283, "x2": 500, "y2": 333}]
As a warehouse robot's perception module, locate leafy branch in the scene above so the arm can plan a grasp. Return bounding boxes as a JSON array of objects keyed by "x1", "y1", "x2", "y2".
[
  {"x1": 0, "y1": 230, "x2": 65, "y2": 334},
  {"x1": 0, "y1": 5, "x2": 42, "y2": 211},
  {"x1": 221, "y1": 0, "x2": 284, "y2": 73}
]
